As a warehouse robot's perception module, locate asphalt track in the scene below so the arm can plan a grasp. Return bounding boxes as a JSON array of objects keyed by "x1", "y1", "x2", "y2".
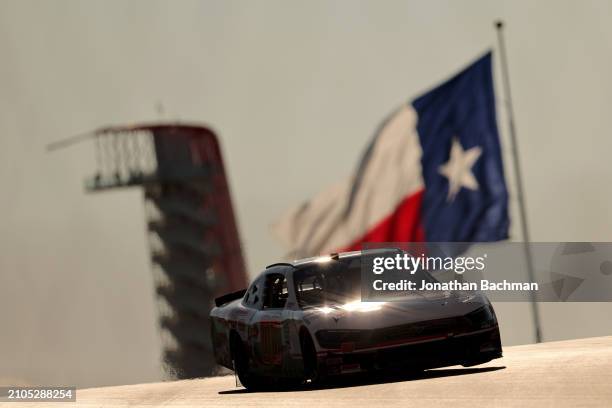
[{"x1": 8, "y1": 336, "x2": 612, "y2": 408}]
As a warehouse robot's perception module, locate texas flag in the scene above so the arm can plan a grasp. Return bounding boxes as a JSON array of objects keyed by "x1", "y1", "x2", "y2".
[{"x1": 273, "y1": 52, "x2": 509, "y2": 258}]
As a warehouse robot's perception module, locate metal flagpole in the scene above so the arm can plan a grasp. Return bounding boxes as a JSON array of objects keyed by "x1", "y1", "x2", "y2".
[{"x1": 495, "y1": 20, "x2": 542, "y2": 343}]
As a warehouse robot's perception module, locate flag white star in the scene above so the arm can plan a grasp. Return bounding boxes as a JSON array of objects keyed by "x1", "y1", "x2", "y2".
[{"x1": 438, "y1": 138, "x2": 482, "y2": 202}]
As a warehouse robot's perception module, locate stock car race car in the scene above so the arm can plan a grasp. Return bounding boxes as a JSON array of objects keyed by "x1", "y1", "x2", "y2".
[{"x1": 209, "y1": 250, "x2": 502, "y2": 390}]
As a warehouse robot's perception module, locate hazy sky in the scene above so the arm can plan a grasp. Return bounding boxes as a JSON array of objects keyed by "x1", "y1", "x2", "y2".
[{"x1": 1, "y1": 0, "x2": 611, "y2": 387}]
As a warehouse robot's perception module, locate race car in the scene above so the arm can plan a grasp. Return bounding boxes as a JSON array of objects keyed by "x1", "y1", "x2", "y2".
[{"x1": 209, "y1": 249, "x2": 502, "y2": 390}]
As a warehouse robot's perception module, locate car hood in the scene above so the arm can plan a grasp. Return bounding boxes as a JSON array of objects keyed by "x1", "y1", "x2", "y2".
[{"x1": 304, "y1": 291, "x2": 488, "y2": 331}]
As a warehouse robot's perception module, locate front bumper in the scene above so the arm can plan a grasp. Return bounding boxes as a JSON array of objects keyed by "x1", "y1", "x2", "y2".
[{"x1": 319, "y1": 326, "x2": 502, "y2": 376}]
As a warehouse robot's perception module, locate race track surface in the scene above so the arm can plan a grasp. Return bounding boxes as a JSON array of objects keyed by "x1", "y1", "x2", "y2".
[{"x1": 8, "y1": 336, "x2": 612, "y2": 408}]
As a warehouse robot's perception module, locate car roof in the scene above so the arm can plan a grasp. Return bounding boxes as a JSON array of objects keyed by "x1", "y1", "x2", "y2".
[{"x1": 265, "y1": 247, "x2": 402, "y2": 270}]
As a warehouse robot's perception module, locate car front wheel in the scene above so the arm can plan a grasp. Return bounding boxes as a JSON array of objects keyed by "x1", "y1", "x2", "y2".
[{"x1": 300, "y1": 331, "x2": 321, "y2": 383}]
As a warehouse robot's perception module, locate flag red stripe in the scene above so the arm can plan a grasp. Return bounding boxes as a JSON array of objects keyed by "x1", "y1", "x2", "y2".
[{"x1": 340, "y1": 189, "x2": 425, "y2": 252}]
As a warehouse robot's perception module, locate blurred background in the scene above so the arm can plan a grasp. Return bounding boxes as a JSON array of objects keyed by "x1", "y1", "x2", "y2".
[{"x1": 1, "y1": 0, "x2": 611, "y2": 388}]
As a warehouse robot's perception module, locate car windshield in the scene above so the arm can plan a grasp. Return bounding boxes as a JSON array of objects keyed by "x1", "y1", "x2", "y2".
[
  {"x1": 293, "y1": 253, "x2": 439, "y2": 308},
  {"x1": 293, "y1": 258, "x2": 362, "y2": 308}
]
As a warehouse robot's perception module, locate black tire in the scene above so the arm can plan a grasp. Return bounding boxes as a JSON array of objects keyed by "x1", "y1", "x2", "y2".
[
  {"x1": 300, "y1": 331, "x2": 320, "y2": 383},
  {"x1": 230, "y1": 333, "x2": 266, "y2": 391},
  {"x1": 276, "y1": 377, "x2": 304, "y2": 390}
]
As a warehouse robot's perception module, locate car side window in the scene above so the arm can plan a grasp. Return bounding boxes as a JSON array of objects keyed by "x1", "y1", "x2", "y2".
[{"x1": 263, "y1": 273, "x2": 288, "y2": 309}]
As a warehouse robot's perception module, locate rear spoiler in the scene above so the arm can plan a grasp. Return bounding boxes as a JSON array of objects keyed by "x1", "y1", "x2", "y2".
[{"x1": 214, "y1": 289, "x2": 247, "y2": 307}]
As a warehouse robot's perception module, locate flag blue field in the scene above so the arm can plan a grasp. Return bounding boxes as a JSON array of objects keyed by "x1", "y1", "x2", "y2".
[{"x1": 414, "y1": 51, "x2": 509, "y2": 242}]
